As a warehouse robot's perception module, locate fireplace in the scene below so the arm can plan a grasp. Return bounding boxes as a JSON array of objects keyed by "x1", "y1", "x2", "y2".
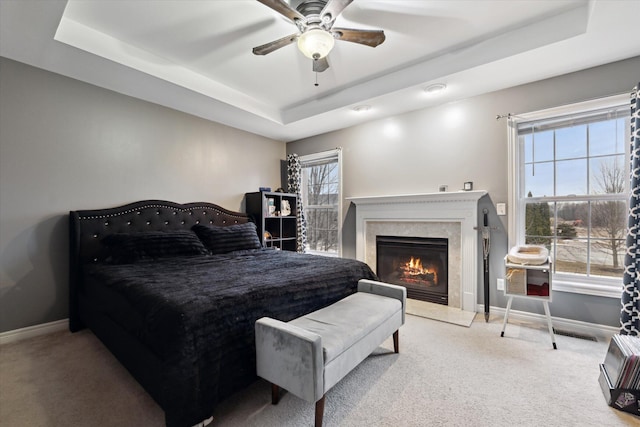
[
  {"x1": 348, "y1": 191, "x2": 486, "y2": 312},
  {"x1": 376, "y1": 236, "x2": 448, "y2": 305}
]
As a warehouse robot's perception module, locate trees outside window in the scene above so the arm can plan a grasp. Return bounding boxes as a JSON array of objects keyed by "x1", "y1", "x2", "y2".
[
  {"x1": 525, "y1": 192, "x2": 552, "y2": 246},
  {"x1": 591, "y1": 159, "x2": 626, "y2": 270},
  {"x1": 300, "y1": 150, "x2": 341, "y2": 256}
]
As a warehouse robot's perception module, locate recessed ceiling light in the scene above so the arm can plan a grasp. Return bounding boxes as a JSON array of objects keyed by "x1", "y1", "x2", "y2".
[
  {"x1": 424, "y1": 83, "x2": 447, "y2": 95},
  {"x1": 352, "y1": 105, "x2": 371, "y2": 112}
]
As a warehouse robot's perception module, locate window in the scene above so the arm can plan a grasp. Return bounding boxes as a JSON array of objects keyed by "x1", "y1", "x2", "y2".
[
  {"x1": 508, "y1": 95, "x2": 630, "y2": 298},
  {"x1": 300, "y1": 149, "x2": 342, "y2": 256}
]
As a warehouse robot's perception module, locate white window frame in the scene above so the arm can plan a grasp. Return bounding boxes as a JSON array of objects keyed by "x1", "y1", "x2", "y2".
[
  {"x1": 507, "y1": 94, "x2": 629, "y2": 299},
  {"x1": 300, "y1": 148, "x2": 343, "y2": 257}
]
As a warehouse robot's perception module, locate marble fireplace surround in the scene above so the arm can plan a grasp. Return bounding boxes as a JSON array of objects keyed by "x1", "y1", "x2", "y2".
[{"x1": 347, "y1": 191, "x2": 486, "y2": 312}]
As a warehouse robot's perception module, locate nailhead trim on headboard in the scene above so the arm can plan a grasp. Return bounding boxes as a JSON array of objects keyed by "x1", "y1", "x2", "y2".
[{"x1": 77, "y1": 204, "x2": 247, "y2": 221}]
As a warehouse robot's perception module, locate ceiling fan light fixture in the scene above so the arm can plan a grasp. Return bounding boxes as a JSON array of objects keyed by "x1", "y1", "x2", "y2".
[{"x1": 297, "y1": 28, "x2": 335, "y2": 59}]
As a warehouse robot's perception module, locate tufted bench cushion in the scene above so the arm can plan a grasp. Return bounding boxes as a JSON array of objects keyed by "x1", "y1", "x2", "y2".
[
  {"x1": 290, "y1": 292, "x2": 401, "y2": 364},
  {"x1": 255, "y1": 279, "x2": 406, "y2": 427}
]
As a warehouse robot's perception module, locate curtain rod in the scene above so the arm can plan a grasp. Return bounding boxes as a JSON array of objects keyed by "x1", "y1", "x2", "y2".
[{"x1": 496, "y1": 113, "x2": 524, "y2": 120}]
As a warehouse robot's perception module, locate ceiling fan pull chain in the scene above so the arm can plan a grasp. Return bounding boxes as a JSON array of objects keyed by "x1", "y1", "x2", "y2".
[{"x1": 315, "y1": 72, "x2": 319, "y2": 87}]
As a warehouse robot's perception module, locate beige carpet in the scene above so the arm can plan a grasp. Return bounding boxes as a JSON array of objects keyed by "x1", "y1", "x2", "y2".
[
  {"x1": 405, "y1": 298, "x2": 477, "y2": 327},
  {"x1": 1, "y1": 315, "x2": 637, "y2": 427}
]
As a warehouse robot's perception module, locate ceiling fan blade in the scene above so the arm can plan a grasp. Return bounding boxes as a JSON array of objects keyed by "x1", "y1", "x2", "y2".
[
  {"x1": 313, "y1": 56, "x2": 330, "y2": 73},
  {"x1": 332, "y1": 28, "x2": 385, "y2": 47},
  {"x1": 256, "y1": 0, "x2": 306, "y2": 23},
  {"x1": 252, "y1": 33, "x2": 299, "y2": 55},
  {"x1": 321, "y1": 0, "x2": 354, "y2": 26}
]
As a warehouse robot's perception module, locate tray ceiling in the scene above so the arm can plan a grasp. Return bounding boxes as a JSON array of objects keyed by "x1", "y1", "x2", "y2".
[{"x1": 1, "y1": 0, "x2": 639, "y2": 141}]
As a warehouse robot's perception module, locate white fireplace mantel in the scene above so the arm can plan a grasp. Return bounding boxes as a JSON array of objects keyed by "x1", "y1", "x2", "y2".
[{"x1": 347, "y1": 191, "x2": 487, "y2": 312}]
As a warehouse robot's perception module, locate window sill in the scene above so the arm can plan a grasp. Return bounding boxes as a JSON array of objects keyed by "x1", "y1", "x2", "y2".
[{"x1": 552, "y1": 278, "x2": 622, "y2": 299}]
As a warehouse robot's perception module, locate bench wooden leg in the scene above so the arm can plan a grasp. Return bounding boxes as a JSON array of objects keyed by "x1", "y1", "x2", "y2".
[
  {"x1": 315, "y1": 396, "x2": 325, "y2": 427},
  {"x1": 393, "y1": 330, "x2": 399, "y2": 353},
  {"x1": 271, "y1": 383, "x2": 280, "y2": 405}
]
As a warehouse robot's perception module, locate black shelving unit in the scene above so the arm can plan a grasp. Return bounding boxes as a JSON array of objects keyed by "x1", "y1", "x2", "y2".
[{"x1": 246, "y1": 191, "x2": 298, "y2": 251}]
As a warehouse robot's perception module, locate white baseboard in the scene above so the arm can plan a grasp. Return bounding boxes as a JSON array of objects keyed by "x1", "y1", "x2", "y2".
[
  {"x1": 0, "y1": 319, "x2": 68, "y2": 345},
  {"x1": 478, "y1": 304, "x2": 618, "y2": 341}
]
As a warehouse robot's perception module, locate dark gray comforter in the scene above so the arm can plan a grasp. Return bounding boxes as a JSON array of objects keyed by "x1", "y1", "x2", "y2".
[{"x1": 84, "y1": 249, "x2": 376, "y2": 426}]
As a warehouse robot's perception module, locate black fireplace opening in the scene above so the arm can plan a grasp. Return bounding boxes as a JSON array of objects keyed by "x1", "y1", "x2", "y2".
[{"x1": 376, "y1": 235, "x2": 448, "y2": 305}]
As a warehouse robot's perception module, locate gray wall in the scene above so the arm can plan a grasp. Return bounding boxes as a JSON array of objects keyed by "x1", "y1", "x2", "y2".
[
  {"x1": 287, "y1": 56, "x2": 640, "y2": 327},
  {"x1": 0, "y1": 58, "x2": 285, "y2": 333}
]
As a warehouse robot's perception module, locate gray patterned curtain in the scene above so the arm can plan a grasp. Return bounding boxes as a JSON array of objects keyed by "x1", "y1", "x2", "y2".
[
  {"x1": 622, "y1": 83, "x2": 640, "y2": 336},
  {"x1": 287, "y1": 154, "x2": 308, "y2": 253}
]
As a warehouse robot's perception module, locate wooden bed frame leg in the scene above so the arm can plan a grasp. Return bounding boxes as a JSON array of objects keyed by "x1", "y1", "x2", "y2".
[
  {"x1": 271, "y1": 383, "x2": 280, "y2": 405},
  {"x1": 393, "y1": 330, "x2": 399, "y2": 353},
  {"x1": 315, "y1": 396, "x2": 325, "y2": 427}
]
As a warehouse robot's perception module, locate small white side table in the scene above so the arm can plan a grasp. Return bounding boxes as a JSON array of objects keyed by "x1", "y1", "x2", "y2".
[{"x1": 501, "y1": 256, "x2": 556, "y2": 349}]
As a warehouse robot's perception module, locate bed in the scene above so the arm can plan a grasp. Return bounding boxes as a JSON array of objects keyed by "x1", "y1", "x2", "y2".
[{"x1": 69, "y1": 200, "x2": 376, "y2": 427}]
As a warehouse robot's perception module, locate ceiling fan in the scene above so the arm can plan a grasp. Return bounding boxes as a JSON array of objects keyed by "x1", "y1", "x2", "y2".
[{"x1": 252, "y1": 0, "x2": 386, "y2": 73}]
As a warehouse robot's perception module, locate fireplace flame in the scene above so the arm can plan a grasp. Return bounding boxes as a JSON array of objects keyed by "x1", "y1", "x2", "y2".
[{"x1": 402, "y1": 257, "x2": 438, "y2": 283}]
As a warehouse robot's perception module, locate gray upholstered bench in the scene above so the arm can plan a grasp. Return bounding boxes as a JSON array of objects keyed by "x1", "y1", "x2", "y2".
[{"x1": 255, "y1": 279, "x2": 406, "y2": 426}]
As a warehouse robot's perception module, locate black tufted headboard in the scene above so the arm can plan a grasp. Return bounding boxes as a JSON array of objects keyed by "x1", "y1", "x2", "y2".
[{"x1": 69, "y1": 200, "x2": 250, "y2": 331}]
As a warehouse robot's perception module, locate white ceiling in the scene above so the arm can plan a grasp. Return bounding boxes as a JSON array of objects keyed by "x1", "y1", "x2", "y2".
[{"x1": 1, "y1": 0, "x2": 639, "y2": 142}]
